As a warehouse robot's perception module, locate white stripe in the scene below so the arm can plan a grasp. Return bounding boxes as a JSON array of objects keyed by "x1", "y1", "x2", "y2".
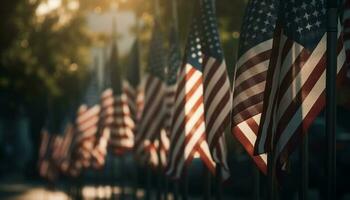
[
  {"x1": 205, "y1": 76, "x2": 230, "y2": 121},
  {"x1": 207, "y1": 99, "x2": 231, "y2": 144},
  {"x1": 234, "y1": 59, "x2": 269, "y2": 87},
  {"x1": 203, "y1": 59, "x2": 225, "y2": 102},
  {"x1": 77, "y1": 105, "x2": 100, "y2": 124},
  {"x1": 173, "y1": 65, "x2": 202, "y2": 112},
  {"x1": 168, "y1": 101, "x2": 205, "y2": 175},
  {"x1": 139, "y1": 84, "x2": 164, "y2": 132},
  {"x1": 171, "y1": 85, "x2": 203, "y2": 139},
  {"x1": 232, "y1": 81, "x2": 266, "y2": 107},
  {"x1": 236, "y1": 39, "x2": 273, "y2": 68},
  {"x1": 256, "y1": 34, "x2": 288, "y2": 153},
  {"x1": 279, "y1": 42, "x2": 304, "y2": 84},
  {"x1": 276, "y1": 42, "x2": 345, "y2": 156},
  {"x1": 277, "y1": 34, "x2": 326, "y2": 122}
]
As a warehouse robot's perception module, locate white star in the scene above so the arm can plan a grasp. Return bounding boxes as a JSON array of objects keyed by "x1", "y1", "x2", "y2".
[
  {"x1": 256, "y1": 18, "x2": 261, "y2": 22},
  {"x1": 315, "y1": 21, "x2": 321, "y2": 27},
  {"x1": 269, "y1": 4, "x2": 275, "y2": 9},
  {"x1": 253, "y1": 26, "x2": 258, "y2": 30},
  {"x1": 304, "y1": 13, "x2": 310, "y2": 20},
  {"x1": 313, "y1": 10, "x2": 319, "y2": 17},
  {"x1": 295, "y1": 17, "x2": 301, "y2": 23},
  {"x1": 192, "y1": 53, "x2": 196, "y2": 58},
  {"x1": 198, "y1": 52, "x2": 202, "y2": 56},
  {"x1": 301, "y1": 3, "x2": 307, "y2": 9},
  {"x1": 198, "y1": 58, "x2": 203, "y2": 63},
  {"x1": 306, "y1": 23, "x2": 312, "y2": 30},
  {"x1": 292, "y1": 7, "x2": 298, "y2": 13},
  {"x1": 258, "y1": 9, "x2": 263, "y2": 14},
  {"x1": 196, "y1": 38, "x2": 200, "y2": 42},
  {"x1": 311, "y1": 0, "x2": 316, "y2": 6},
  {"x1": 252, "y1": 34, "x2": 256, "y2": 38},
  {"x1": 262, "y1": 28, "x2": 267, "y2": 33},
  {"x1": 264, "y1": 20, "x2": 269, "y2": 25},
  {"x1": 297, "y1": 27, "x2": 303, "y2": 34},
  {"x1": 267, "y1": 12, "x2": 272, "y2": 17},
  {"x1": 197, "y1": 44, "x2": 201, "y2": 49}
]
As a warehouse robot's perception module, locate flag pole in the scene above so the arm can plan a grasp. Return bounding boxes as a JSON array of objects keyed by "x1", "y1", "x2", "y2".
[
  {"x1": 173, "y1": 180, "x2": 180, "y2": 200},
  {"x1": 145, "y1": 166, "x2": 152, "y2": 200},
  {"x1": 133, "y1": 4, "x2": 142, "y2": 200},
  {"x1": 181, "y1": 170, "x2": 189, "y2": 200},
  {"x1": 299, "y1": 134, "x2": 309, "y2": 200},
  {"x1": 326, "y1": 0, "x2": 338, "y2": 199},
  {"x1": 164, "y1": 176, "x2": 169, "y2": 200},
  {"x1": 121, "y1": 155, "x2": 126, "y2": 200},
  {"x1": 203, "y1": 167, "x2": 211, "y2": 200},
  {"x1": 267, "y1": 152, "x2": 276, "y2": 200},
  {"x1": 253, "y1": 165, "x2": 260, "y2": 200},
  {"x1": 215, "y1": 165, "x2": 222, "y2": 200},
  {"x1": 153, "y1": 0, "x2": 163, "y2": 199}
]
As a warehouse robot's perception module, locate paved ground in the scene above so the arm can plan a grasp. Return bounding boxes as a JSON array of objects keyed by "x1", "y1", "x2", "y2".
[{"x1": 1, "y1": 179, "x2": 349, "y2": 200}]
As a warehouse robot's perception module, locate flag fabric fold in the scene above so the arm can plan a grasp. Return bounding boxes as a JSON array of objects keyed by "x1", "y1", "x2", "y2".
[
  {"x1": 231, "y1": 0, "x2": 279, "y2": 174},
  {"x1": 254, "y1": 0, "x2": 346, "y2": 174}
]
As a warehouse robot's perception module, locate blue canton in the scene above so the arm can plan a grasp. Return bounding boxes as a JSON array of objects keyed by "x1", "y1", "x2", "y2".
[
  {"x1": 83, "y1": 66, "x2": 100, "y2": 107},
  {"x1": 148, "y1": 21, "x2": 166, "y2": 80},
  {"x1": 185, "y1": 17, "x2": 203, "y2": 71},
  {"x1": 281, "y1": 0, "x2": 327, "y2": 50},
  {"x1": 238, "y1": 0, "x2": 278, "y2": 56},
  {"x1": 167, "y1": 26, "x2": 181, "y2": 85},
  {"x1": 200, "y1": 0, "x2": 224, "y2": 61},
  {"x1": 127, "y1": 40, "x2": 141, "y2": 87}
]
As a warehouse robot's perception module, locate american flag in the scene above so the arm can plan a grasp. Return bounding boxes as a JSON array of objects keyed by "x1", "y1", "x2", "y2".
[
  {"x1": 255, "y1": 0, "x2": 346, "y2": 170},
  {"x1": 135, "y1": 21, "x2": 167, "y2": 165},
  {"x1": 58, "y1": 122, "x2": 76, "y2": 173},
  {"x1": 103, "y1": 36, "x2": 135, "y2": 155},
  {"x1": 164, "y1": 26, "x2": 181, "y2": 133},
  {"x1": 38, "y1": 129, "x2": 50, "y2": 178},
  {"x1": 344, "y1": 0, "x2": 350, "y2": 66},
  {"x1": 75, "y1": 65, "x2": 101, "y2": 168},
  {"x1": 91, "y1": 127, "x2": 110, "y2": 169},
  {"x1": 199, "y1": 0, "x2": 232, "y2": 180},
  {"x1": 166, "y1": 4, "x2": 216, "y2": 179},
  {"x1": 124, "y1": 40, "x2": 141, "y2": 122},
  {"x1": 231, "y1": 0, "x2": 278, "y2": 174},
  {"x1": 161, "y1": 26, "x2": 182, "y2": 169},
  {"x1": 341, "y1": 0, "x2": 350, "y2": 110},
  {"x1": 38, "y1": 109, "x2": 62, "y2": 180},
  {"x1": 39, "y1": 132, "x2": 59, "y2": 180}
]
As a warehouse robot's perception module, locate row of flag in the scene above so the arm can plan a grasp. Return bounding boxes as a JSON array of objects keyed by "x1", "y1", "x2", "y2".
[{"x1": 38, "y1": 0, "x2": 350, "y2": 183}]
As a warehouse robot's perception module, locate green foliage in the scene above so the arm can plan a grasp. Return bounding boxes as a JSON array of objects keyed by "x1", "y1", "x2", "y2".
[
  {"x1": 0, "y1": 0, "x2": 92, "y2": 115},
  {"x1": 124, "y1": 0, "x2": 247, "y2": 79}
]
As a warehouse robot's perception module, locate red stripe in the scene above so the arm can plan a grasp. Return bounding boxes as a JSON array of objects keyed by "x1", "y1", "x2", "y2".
[
  {"x1": 232, "y1": 121, "x2": 267, "y2": 174},
  {"x1": 236, "y1": 50, "x2": 271, "y2": 77}
]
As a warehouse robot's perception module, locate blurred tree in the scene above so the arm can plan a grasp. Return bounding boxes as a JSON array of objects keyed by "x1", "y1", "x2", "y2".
[
  {"x1": 121, "y1": 0, "x2": 247, "y2": 79},
  {"x1": 0, "y1": 0, "x2": 92, "y2": 177}
]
